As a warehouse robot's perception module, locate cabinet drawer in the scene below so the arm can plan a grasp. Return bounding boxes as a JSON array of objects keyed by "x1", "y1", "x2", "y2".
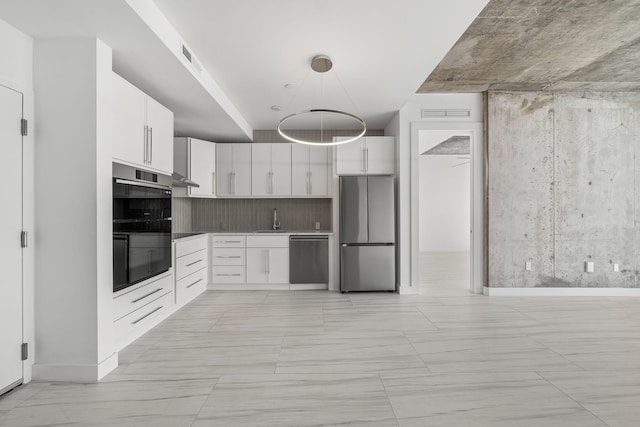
[
  {"x1": 212, "y1": 265, "x2": 246, "y2": 283},
  {"x1": 212, "y1": 248, "x2": 245, "y2": 265},
  {"x1": 113, "y1": 274, "x2": 173, "y2": 321},
  {"x1": 212, "y1": 235, "x2": 246, "y2": 248},
  {"x1": 175, "y1": 235, "x2": 207, "y2": 257},
  {"x1": 176, "y1": 268, "x2": 207, "y2": 306},
  {"x1": 176, "y1": 249, "x2": 207, "y2": 280},
  {"x1": 246, "y1": 235, "x2": 289, "y2": 248},
  {"x1": 114, "y1": 291, "x2": 173, "y2": 342}
]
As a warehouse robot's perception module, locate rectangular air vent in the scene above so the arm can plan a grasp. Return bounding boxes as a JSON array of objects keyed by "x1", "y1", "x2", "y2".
[
  {"x1": 180, "y1": 42, "x2": 203, "y2": 75},
  {"x1": 421, "y1": 109, "x2": 471, "y2": 118}
]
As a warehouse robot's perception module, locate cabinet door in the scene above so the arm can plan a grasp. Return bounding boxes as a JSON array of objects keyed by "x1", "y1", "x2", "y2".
[
  {"x1": 112, "y1": 73, "x2": 145, "y2": 166},
  {"x1": 365, "y1": 137, "x2": 395, "y2": 174},
  {"x1": 251, "y1": 144, "x2": 272, "y2": 196},
  {"x1": 268, "y1": 248, "x2": 289, "y2": 283},
  {"x1": 145, "y1": 96, "x2": 174, "y2": 175},
  {"x1": 216, "y1": 144, "x2": 234, "y2": 196},
  {"x1": 271, "y1": 143, "x2": 291, "y2": 196},
  {"x1": 233, "y1": 144, "x2": 252, "y2": 196},
  {"x1": 246, "y1": 248, "x2": 268, "y2": 283},
  {"x1": 291, "y1": 144, "x2": 310, "y2": 196},
  {"x1": 309, "y1": 145, "x2": 330, "y2": 196},
  {"x1": 336, "y1": 139, "x2": 365, "y2": 175},
  {"x1": 189, "y1": 138, "x2": 215, "y2": 197}
]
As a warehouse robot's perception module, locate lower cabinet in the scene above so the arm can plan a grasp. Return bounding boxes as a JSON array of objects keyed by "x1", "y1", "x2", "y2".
[
  {"x1": 246, "y1": 247, "x2": 289, "y2": 284},
  {"x1": 174, "y1": 235, "x2": 208, "y2": 308},
  {"x1": 113, "y1": 272, "x2": 174, "y2": 350}
]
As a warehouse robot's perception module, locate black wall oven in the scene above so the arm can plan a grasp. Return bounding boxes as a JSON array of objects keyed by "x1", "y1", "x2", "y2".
[{"x1": 113, "y1": 163, "x2": 172, "y2": 293}]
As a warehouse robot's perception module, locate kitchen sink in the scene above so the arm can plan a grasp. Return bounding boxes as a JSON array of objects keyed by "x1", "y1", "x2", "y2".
[{"x1": 255, "y1": 230, "x2": 288, "y2": 233}]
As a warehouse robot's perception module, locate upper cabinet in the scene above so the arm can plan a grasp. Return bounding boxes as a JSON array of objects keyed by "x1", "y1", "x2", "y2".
[
  {"x1": 252, "y1": 144, "x2": 292, "y2": 196},
  {"x1": 216, "y1": 143, "x2": 252, "y2": 196},
  {"x1": 173, "y1": 137, "x2": 216, "y2": 197},
  {"x1": 335, "y1": 136, "x2": 395, "y2": 175},
  {"x1": 112, "y1": 72, "x2": 174, "y2": 175},
  {"x1": 291, "y1": 144, "x2": 331, "y2": 197}
]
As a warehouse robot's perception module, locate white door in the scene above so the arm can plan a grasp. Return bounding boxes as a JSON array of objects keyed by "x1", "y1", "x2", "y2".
[
  {"x1": 268, "y1": 248, "x2": 289, "y2": 283},
  {"x1": 291, "y1": 144, "x2": 310, "y2": 196},
  {"x1": 271, "y1": 143, "x2": 291, "y2": 196},
  {"x1": 246, "y1": 248, "x2": 268, "y2": 283},
  {"x1": 112, "y1": 73, "x2": 145, "y2": 167},
  {"x1": 365, "y1": 136, "x2": 395, "y2": 174},
  {"x1": 309, "y1": 145, "x2": 329, "y2": 196},
  {"x1": 336, "y1": 139, "x2": 365, "y2": 175},
  {"x1": 216, "y1": 143, "x2": 234, "y2": 196},
  {"x1": 251, "y1": 144, "x2": 272, "y2": 196},
  {"x1": 0, "y1": 85, "x2": 24, "y2": 394},
  {"x1": 233, "y1": 144, "x2": 252, "y2": 196},
  {"x1": 189, "y1": 138, "x2": 215, "y2": 197},
  {"x1": 145, "y1": 96, "x2": 174, "y2": 175}
]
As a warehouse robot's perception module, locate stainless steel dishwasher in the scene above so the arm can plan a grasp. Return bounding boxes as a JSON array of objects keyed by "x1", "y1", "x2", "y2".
[{"x1": 289, "y1": 235, "x2": 329, "y2": 284}]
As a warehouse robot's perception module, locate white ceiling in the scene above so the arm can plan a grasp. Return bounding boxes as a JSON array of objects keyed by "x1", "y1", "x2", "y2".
[{"x1": 0, "y1": 0, "x2": 489, "y2": 141}]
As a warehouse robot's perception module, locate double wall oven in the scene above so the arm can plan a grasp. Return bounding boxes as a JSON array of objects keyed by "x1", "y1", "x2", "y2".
[{"x1": 113, "y1": 163, "x2": 172, "y2": 293}]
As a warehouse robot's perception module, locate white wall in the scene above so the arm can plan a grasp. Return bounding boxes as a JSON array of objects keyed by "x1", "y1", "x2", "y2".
[
  {"x1": 33, "y1": 38, "x2": 116, "y2": 382},
  {"x1": 0, "y1": 18, "x2": 34, "y2": 383},
  {"x1": 419, "y1": 131, "x2": 470, "y2": 252}
]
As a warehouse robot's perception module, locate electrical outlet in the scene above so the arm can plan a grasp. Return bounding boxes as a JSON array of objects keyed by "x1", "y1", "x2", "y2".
[
  {"x1": 585, "y1": 261, "x2": 595, "y2": 273},
  {"x1": 525, "y1": 261, "x2": 532, "y2": 271},
  {"x1": 315, "y1": 221, "x2": 321, "y2": 230},
  {"x1": 613, "y1": 263, "x2": 620, "y2": 272}
]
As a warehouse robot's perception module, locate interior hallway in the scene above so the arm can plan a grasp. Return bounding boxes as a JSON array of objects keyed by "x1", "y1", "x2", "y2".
[{"x1": 1, "y1": 286, "x2": 639, "y2": 426}]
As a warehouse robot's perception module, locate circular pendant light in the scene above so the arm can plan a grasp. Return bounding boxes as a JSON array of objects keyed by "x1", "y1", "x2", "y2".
[{"x1": 277, "y1": 55, "x2": 366, "y2": 146}]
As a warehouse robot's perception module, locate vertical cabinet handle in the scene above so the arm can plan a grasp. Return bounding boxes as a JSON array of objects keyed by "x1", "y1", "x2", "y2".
[
  {"x1": 149, "y1": 127, "x2": 153, "y2": 165},
  {"x1": 232, "y1": 172, "x2": 236, "y2": 194},
  {"x1": 306, "y1": 171, "x2": 311, "y2": 195},
  {"x1": 365, "y1": 148, "x2": 369, "y2": 172},
  {"x1": 362, "y1": 147, "x2": 366, "y2": 172},
  {"x1": 212, "y1": 172, "x2": 215, "y2": 195},
  {"x1": 143, "y1": 125, "x2": 148, "y2": 164},
  {"x1": 270, "y1": 171, "x2": 275, "y2": 195}
]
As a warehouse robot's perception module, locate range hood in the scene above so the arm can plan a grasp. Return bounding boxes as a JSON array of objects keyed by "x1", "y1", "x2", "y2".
[{"x1": 171, "y1": 172, "x2": 200, "y2": 188}]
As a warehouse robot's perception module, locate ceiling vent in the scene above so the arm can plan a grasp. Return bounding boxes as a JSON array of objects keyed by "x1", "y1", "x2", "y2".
[
  {"x1": 180, "y1": 41, "x2": 202, "y2": 75},
  {"x1": 421, "y1": 109, "x2": 471, "y2": 118}
]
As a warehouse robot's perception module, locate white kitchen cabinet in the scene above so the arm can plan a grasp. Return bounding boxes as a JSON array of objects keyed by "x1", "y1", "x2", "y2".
[
  {"x1": 216, "y1": 143, "x2": 252, "y2": 196},
  {"x1": 335, "y1": 136, "x2": 395, "y2": 175},
  {"x1": 174, "y1": 137, "x2": 216, "y2": 197},
  {"x1": 174, "y1": 235, "x2": 207, "y2": 308},
  {"x1": 291, "y1": 144, "x2": 330, "y2": 196},
  {"x1": 112, "y1": 72, "x2": 174, "y2": 175},
  {"x1": 246, "y1": 236, "x2": 289, "y2": 284},
  {"x1": 251, "y1": 143, "x2": 291, "y2": 196},
  {"x1": 211, "y1": 235, "x2": 247, "y2": 284}
]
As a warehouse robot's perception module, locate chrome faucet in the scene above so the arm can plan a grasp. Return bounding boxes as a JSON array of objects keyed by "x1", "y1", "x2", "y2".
[{"x1": 272, "y1": 208, "x2": 280, "y2": 230}]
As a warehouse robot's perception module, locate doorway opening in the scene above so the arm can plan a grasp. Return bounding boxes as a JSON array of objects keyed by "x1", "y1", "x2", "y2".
[
  {"x1": 419, "y1": 130, "x2": 471, "y2": 296},
  {"x1": 410, "y1": 121, "x2": 484, "y2": 295}
]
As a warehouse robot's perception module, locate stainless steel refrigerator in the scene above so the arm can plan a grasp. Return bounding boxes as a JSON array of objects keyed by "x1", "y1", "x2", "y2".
[{"x1": 340, "y1": 175, "x2": 396, "y2": 292}]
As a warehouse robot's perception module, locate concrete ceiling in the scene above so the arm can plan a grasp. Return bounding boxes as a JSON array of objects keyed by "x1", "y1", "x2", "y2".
[{"x1": 418, "y1": 0, "x2": 640, "y2": 93}]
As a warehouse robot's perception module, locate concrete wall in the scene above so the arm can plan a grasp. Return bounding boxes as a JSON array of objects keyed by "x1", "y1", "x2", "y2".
[{"x1": 487, "y1": 91, "x2": 640, "y2": 288}]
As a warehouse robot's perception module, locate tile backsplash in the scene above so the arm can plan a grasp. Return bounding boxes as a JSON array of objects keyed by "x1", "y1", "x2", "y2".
[{"x1": 173, "y1": 197, "x2": 332, "y2": 232}]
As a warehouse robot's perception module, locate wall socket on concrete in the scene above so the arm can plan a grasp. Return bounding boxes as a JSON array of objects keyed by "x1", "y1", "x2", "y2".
[
  {"x1": 613, "y1": 263, "x2": 620, "y2": 272},
  {"x1": 585, "y1": 261, "x2": 595, "y2": 273},
  {"x1": 315, "y1": 221, "x2": 321, "y2": 230},
  {"x1": 525, "y1": 261, "x2": 532, "y2": 271}
]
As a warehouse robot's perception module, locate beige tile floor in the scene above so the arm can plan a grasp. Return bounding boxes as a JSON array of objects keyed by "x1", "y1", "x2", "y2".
[{"x1": 1, "y1": 254, "x2": 639, "y2": 426}]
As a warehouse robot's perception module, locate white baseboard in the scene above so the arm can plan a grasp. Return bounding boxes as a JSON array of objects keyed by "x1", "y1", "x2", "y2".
[
  {"x1": 208, "y1": 283, "x2": 290, "y2": 291},
  {"x1": 32, "y1": 352, "x2": 118, "y2": 383},
  {"x1": 398, "y1": 284, "x2": 417, "y2": 295},
  {"x1": 484, "y1": 286, "x2": 640, "y2": 296}
]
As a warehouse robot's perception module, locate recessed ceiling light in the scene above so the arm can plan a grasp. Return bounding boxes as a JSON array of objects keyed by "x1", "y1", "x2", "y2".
[
  {"x1": 284, "y1": 84, "x2": 294, "y2": 89},
  {"x1": 270, "y1": 105, "x2": 282, "y2": 111}
]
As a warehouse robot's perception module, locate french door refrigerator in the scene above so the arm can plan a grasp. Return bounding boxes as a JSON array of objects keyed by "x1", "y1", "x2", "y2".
[{"x1": 340, "y1": 175, "x2": 396, "y2": 292}]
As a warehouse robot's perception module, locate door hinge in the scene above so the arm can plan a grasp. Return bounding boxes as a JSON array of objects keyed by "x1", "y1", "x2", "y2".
[
  {"x1": 21, "y1": 231, "x2": 28, "y2": 248},
  {"x1": 21, "y1": 343, "x2": 28, "y2": 361},
  {"x1": 21, "y1": 118, "x2": 28, "y2": 136}
]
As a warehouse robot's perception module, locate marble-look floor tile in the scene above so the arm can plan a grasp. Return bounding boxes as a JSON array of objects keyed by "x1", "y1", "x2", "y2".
[
  {"x1": 0, "y1": 379, "x2": 213, "y2": 427},
  {"x1": 0, "y1": 382, "x2": 49, "y2": 413},
  {"x1": 193, "y1": 374, "x2": 398, "y2": 427},
  {"x1": 276, "y1": 331, "x2": 425, "y2": 374},
  {"x1": 540, "y1": 371, "x2": 640, "y2": 427},
  {"x1": 382, "y1": 372, "x2": 607, "y2": 427},
  {"x1": 322, "y1": 306, "x2": 438, "y2": 332}
]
